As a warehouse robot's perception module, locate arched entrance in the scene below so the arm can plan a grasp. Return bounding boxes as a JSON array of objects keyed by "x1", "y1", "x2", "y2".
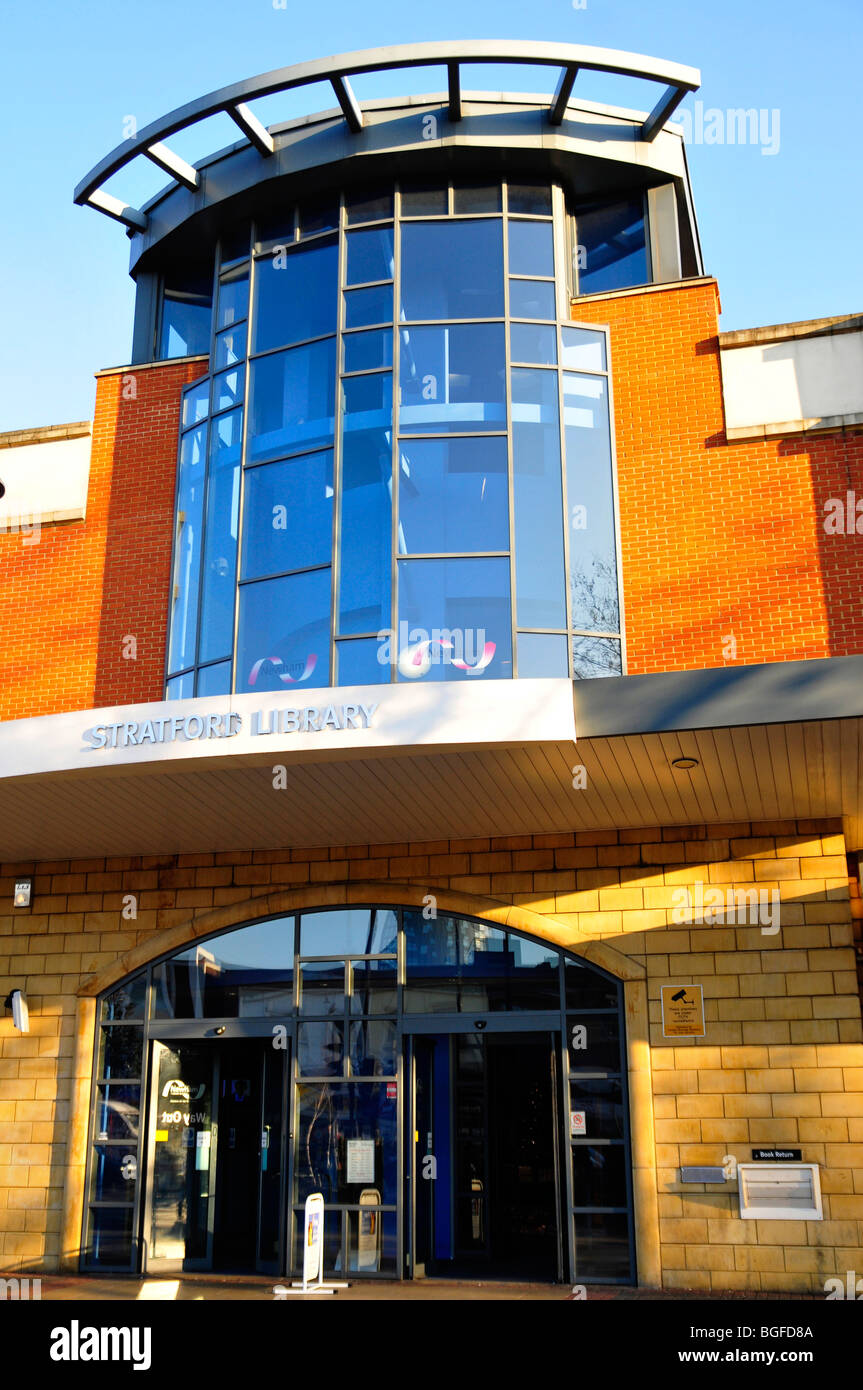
[{"x1": 74, "y1": 898, "x2": 644, "y2": 1285}]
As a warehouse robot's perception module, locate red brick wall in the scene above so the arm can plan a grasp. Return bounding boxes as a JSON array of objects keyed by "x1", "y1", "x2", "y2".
[
  {"x1": 0, "y1": 360, "x2": 205, "y2": 721},
  {"x1": 575, "y1": 282, "x2": 863, "y2": 673}
]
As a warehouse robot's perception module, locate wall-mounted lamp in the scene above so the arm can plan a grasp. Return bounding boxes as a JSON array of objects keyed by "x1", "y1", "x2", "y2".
[
  {"x1": 4, "y1": 989, "x2": 30, "y2": 1033},
  {"x1": 13, "y1": 878, "x2": 32, "y2": 908},
  {"x1": 671, "y1": 756, "x2": 699, "y2": 771}
]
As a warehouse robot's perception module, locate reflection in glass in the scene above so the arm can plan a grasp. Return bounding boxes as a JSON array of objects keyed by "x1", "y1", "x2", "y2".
[
  {"x1": 196, "y1": 661, "x2": 231, "y2": 697},
  {"x1": 101, "y1": 975, "x2": 147, "y2": 1022},
  {"x1": 508, "y1": 219, "x2": 554, "y2": 277},
  {"x1": 569, "y1": 1079, "x2": 625, "y2": 1139},
  {"x1": 300, "y1": 908, "x2": 398, "y2": 956},
  {"x1": 399, "y1": 323, "x2": 506, "y2": 433},
  {"x1": 160, "y1": 266, "x2": 213, "y2": 359},
  {"x1": 338, "y1": 372, "x2": 392, "y2": 635},
  {"x1": 95, "y1": 1084, "x2": 140, "y2": 1141},
  {"x1": 453, "y1": 184, "x2": 502, "y2": 214},
  {"x1": 404, "y1": 914, "x2": 561, "y2": 1009},
  {"x1": 346, "y1": 226, "x2": 394, "y2": 286},
  {"x1": 237, "y1": 568, "x2": 331, "y2": 693},
  {"x1": 567, "y1": 1013, "x2": 621, "y2": 1072},
  {"x1": 397, "y1": 557, "x2": 511, "y2": 681},
  {"x1": 86, "y1": 1206, "x2": 134, "y2": 1268},
  {"x1": 294, "y1": 1083, "x2": 398, "y2": 1204},
  {"x1": 298, "y1": 1021, "x2": 345, "y2": 1075},
  {"x1": 346, "y1": 188, "x2": 394, "y2": 224},
  {"x1": 343, "y1": 328, "x2": 393, "y2": 373},
  {"x1": 199, "y1": 409, "x2": 241, "y2": 664},
  {"x1": 573, "y1": 1212, "x2": 631, "y2": 1280},
  {"x1": 217, "y1": 265, "x2": 249, "y2": 330},
  {"x1": 398, "y1": 437, "x2": 508, "y2": 556},
  {"x1": 336, "y1": 638, "x2": 389, "y2": 685},
  {"x1": 299, "y1": 960, "x2": 345, "y2": 1016},
  {"x1": 344, "y1": 283, "x2": 393, "y2": 329},
  {"x1": 151, "y1": 918, "x2": 295, "y2": 1018},
  {"x1": 576, "y1": 197, "x2": 648, "y2": 295},
  {"x1": 350, "y1": 959, "x2": 397, "y2": 1015},
  {"x1": 561, "y1": 326, "x2": 607, "y2": 372},
  {"x1": 509, "y1": 278, "x2": 556, "y2": 320},
  {"x1": 168, "y1": 423, "x2": 206, "y2": 673},
  {"x1": 248, "y1": 339, "x2": 336, "y2": 463},
  {"x1": 510, "y1": 321, "x2": 557, "y2": 365},
  {"x1": 349, "y1": 1020, "x2": 397, "y2": 1076},
  {"x1": 182, "y1": 379, "x2": 210, "y2": 429},
  {"x1": 511, "y1": 367, "x2": 566, "y2": 629},
  {"x1": 241, "y1": 451, "x2": 333, "y2": 581},
  {"x1": 571, "y1": 1144, "x2": 627, "y2": 1209},
  {"x1": 400, "y1": 221, "x2": 504, "y2": 321},
  {"x1": 97, "y1": 1026, "x2": 142, "y2": 1080},
  {"x1": 213, "y1": 366, "x2": 244, "y2": 413},
  {"x1": 508, "y1": 184, "x2": 552, "y2": 215},
  {"x1": 572, "y1": 635, "x2": 622, "y2": 678},
  {"x1": 517, "y1": 632, "x2": 569, "y2": 678},
  {"x1": 347, "y1": 1209, "x2": 397, "y2": 1274},
  {"x1": 215, "y1": 324, "x2": 247, "y2": 369},
  {"x1": 563, "y1": 373, "x2": 620, "y2": 636},
  {"x1": 90, "y1": 1144, "x2": 138, "y2": 1202},
  {"x1": 252, "y1": 239, "x2": 338, "y2": 352}
]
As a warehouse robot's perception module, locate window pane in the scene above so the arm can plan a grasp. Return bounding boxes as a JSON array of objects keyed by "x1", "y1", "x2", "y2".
[
  {"x1": 572, "y1": 635, "x2": 622, "y2": 678},
  {"x1": 571, "y1": 1145, "x2": 627, "y2": 1209},
  {"x1": 85, "y1": 1206, "x2": 133, "y2": 1268},
  {"x1": 94, "y1": 1084, "x2": 140, "y2": 1142},
  {"x1": 344, "y1": 283, "x2": 393, "y2": 328},
  {"x1": 349, "y1": 1020, "x2": 397, "y2": 1077},
  {"x1": 347, "y1": 1209, "x2": 397, "y2": 1275},
  {"x1": 213, "y1": 365, "x2": 244, "y2": 412},
  {"x1": 90, "y1": 1145, "x2": 138, "y2": 1202},
  {"x1": 346, "y1": 226, "x2": 394, "y2": 285},
  {"x1": 299, "y1": 961, "x2": 345, "y2": 1016},
  {"x1": 403, "y1": 914, "x2": 557, "y2": 1009},
  {"x1": 343, "y1": 329, "x2": 393, "y2": 373},
  {"x1": 160, "y1": 265, "x2": 213, "y2": 359},
  {"x1": 509, "y1": 278, "x2": 555, "y2": 320},
  {"x1": 573, "y1": 1212, "x2": 631, "y2": 1280},
  {"x1": 100, "y1": 975, "x2": 147, "y2": 1022},
  {"x1": 199, "y1": 409, "x2": 241, "y2": 664},
  {"x1": 299, "y1": 199, "x2": 339, "y2": 237},
  {"x1": 508, "y1": 219, "x2": 554, "y2": 277},
  {"x1": 400, "y1": 220, "x2": 504, "y2": 321},
  {"x1": 294, "y1": 1083, "x2": 398, "y2": 1204},
  {"x1": 567, "y1": 1013, "x2": 621, "y2": 1072},
  {"x1": 298, "y1": 1021, "x2": 345, "y2": 1076},
  {"x1": 336, "y1": 639, "x2": 390, "y2": 685},
  {"x1": 182, "y1": 378, "x2": 210, "y2": 429},
  {"x1": 398, "y1": 437, "x2": 508, "y2": 555},
  {"x1": 166, "y1": 672, "x2": 194, "y2": 699},
  {"x1": 350, "y1": 959, "x2": 397, "y2": 1015},
  {"x1": 346, "y1": 188, "x2": 394, "y2": 224},
  {"x1": 569, "y1": 1079, "x2": 626, "y2": 1139},
  {"x1": 252, "y1": 239, "x2": 338, "y2": 352},
  {"x1": 242, "y1": 451, "x2": 333, "y2": 580},
  {"x1": 564, "y1": 957, "x2": 621, "y2": 1010},
  {"x1": 399, "y1": 323, "x2": 506, "y2": 433},
  {"x1": 97, "y1": 1027, "x2": 143, "y2": 1081},
  {"x1": 396, "y1": 559, "x2": 511, "y2": 681},
  {"x1": 563, "y1": 373, "x2": 620, "y2": 633},
  {"x1": 510, "y1": 322, "x2": 557, "y2": 365},
  {"x1": 517, "y1": 632, "x2": 568, "y2": 677},
  {"x1": 152, "y1": 918, "x2": 295, "y2": 1018},
  {"x1": 300, "y1": 908, "x2": 398, "y2": 955},
  {"x1": 338, "y1": 377, "x2": 392, "y2": 636},
  {"x1": 512, "y1": 366, "x2": 566, "y2": 628},
  {"x1": 217, "y1": 264, "x2": 249, "y2": 329},
  {"x1": 453, "y1": 184, "x2": 501, "y2": 214},
  {"x1": 237, "y1": 568, "x2": 332, "y2": 693},
  {"x1": 508, "y1": 183, "x2": 552, "y2": 215},
  {"x1": 168, "y1": 423, "x2": 206, "y2": 673},
  {"x1": 215, "y1": 323, "x2": 247, "y2": 370},
  {"x1": 561, "y1": 326, "x2": 607, "y2": 371},
  {"x1": 196, "y1": 661, "x2": 231, "y2": 697},
  {"x1": 400, "y1": 184, "x2": 447, "y2": 216},
  {"x1": 577, "y1": 197, "x2": 647, "y2": 294},
  {"x1": 248, "y1": 339, "x2": 336, "y2": 463}
]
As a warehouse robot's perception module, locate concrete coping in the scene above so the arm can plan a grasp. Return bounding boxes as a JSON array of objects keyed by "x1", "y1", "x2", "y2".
[{"x1": 0, "y1": 421, "x2": 92, "y2": 450}]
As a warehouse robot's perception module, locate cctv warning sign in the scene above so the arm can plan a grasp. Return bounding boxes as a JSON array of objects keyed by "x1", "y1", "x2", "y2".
[{"x1": 660, "y1": 984, "x2": 705, "y2": 1038}]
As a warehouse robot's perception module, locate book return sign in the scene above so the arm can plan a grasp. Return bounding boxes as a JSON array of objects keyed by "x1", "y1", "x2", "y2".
[{"x1": 660, "y1": 984, "x2": 706, "y2": 1038}]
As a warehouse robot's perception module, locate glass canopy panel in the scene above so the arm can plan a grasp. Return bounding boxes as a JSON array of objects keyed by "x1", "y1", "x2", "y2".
[
  {"x1": 397, "y1": 437, "x2": 509, "y2": 555},
  {"x1": 398, "y1": 323, "x2": 506, "y2": 433},
  {"x1": 511, "y1": 366, "x2": 566, "y2": 629},
  {"x1": 168, "y1": 423, "x2": 207, "y2": 674},
  {"x1": 151, "y1": 918, "x2": 295, "y2": 1018},
  {"x1": 247, "y1": 339, "x2": 336, "y2": 463},
  {"x1": 563, "y1": 373, "x2": 620, "y2": 635},
  {"x1": 252, "y1": 238, "x2": 338, "y2": 353},
  {"x1": 236, "y1": 567, "x2": 332, "y2": 693},
  {"x1": 198, "y1": 408, "x2": 241, "y2": 665},
  {"x1": 576, "y1": 197, "x2": 648, "y2": 294},
  {"x1": 337, "y1": 377, "x2": 392, "y2": 637},
  {"x1": 241, "y1": 450, "x2": 334, "y2": 581},
  {"x1": 396, "y1": 557, "x2": 512, "y2": 681},
  {"x1": 400, "y1": 220, "x2": 504, "y2": 321}
]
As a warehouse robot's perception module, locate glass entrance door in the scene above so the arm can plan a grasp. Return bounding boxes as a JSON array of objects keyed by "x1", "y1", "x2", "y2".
[
  {"x1": 143, "y1": 1037, "x2": 288, "y2": 1273},
  {"x1": 407, "y1": 1028, "x2": 563, "y2": 1281}
]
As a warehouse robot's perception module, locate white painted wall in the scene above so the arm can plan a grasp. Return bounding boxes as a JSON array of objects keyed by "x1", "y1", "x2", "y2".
[
  {"x1": 0, "y1": 433, "x2": 91, "y2": 528},
  {"x1": 720, "y1": 329, "x2": 863, "y2": 434}
]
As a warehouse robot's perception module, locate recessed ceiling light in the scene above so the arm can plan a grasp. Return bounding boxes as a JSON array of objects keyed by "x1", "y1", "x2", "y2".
[{"x1": 672, "y1": 756, "x2": 699, "y2": 771}]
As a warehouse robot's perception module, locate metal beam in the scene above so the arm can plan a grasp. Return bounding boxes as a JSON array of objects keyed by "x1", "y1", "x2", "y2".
[
  {"x1": 85, "y1": 189, "x2": 147, "y2": 231},
  {"x1": 448, "y1": 61, "x2": 461, "y2": 122},
  {"x1": 641, "y1": 83, "x2": 688, "y2": 142},
  {"x1": 228, "y1": 102, "x2": 275, "y2": 156},
  {"x1": 144, "y1": 142, "x2": 199, "y2": 190},
  {"x1": 549, "y1": 65, "x2": 578, "y2": 125},
  {"x1": 330, "y1": 75, "x2": 363, "y2": 132}
]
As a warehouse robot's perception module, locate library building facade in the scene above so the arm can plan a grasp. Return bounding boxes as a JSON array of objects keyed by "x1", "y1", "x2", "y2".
[{"x1": 1, "y1": 42, "x2": 862, "y2": 1292}]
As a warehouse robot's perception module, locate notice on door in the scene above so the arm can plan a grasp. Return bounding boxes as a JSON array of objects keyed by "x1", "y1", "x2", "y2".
[
  {"x1": 660, "y1": 984, "x2": 705, "y2": 1038},
  {"x1": 346, "y1": 1139, "x2": 375, "y2": 1185}
]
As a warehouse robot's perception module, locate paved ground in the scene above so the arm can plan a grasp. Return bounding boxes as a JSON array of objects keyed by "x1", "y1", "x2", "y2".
[{"x1": 5, "y1": 1274, "x2": 816, "y2": 1301}]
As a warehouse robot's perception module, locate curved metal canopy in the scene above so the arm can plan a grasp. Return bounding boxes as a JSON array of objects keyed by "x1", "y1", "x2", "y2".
[{"x1": 73, "y1": 40, "x2": 700, "y2": 231}]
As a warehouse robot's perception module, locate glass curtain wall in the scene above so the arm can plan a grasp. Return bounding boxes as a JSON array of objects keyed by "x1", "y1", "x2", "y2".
[
  {"x1": 83, "y1": 907, "x2": 634, "y2": 1284},
  {"x1": 165, "y1": 181, "x2": 623, "y2": 697}
]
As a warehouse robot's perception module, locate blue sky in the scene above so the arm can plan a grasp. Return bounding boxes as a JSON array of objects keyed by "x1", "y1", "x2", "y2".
[{"x1": 1, "y1": 0, "x2": 860, "y2": 431}]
